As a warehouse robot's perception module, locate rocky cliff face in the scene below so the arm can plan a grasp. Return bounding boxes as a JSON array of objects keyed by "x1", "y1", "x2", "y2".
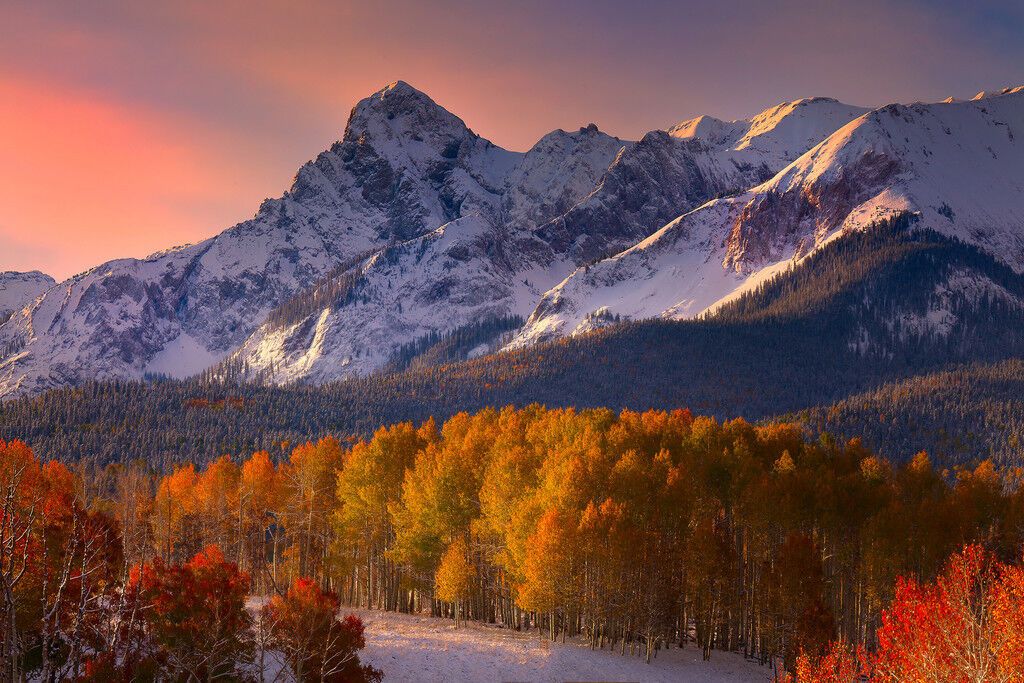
[
  {"x1": 225, "y1": 94, "x2": 868, "y2": 385},
  {"x1": 0, "y1": 82, "x2": 523, "y2": 395},
  {"x1": 512, "y1": 88, "x2": 1024, "y2": 346},
  {"x1": 0, "y1": 271, "x2": 54, "y2": 319},
  {"x1": 15, "y1": 79, "x2": 1000, "y2": 396}
]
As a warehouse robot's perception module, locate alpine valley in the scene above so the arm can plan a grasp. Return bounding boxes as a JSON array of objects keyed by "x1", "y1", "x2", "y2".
[{"x1": 3, "y1": 81, "x2": 1024, "y2": 467}]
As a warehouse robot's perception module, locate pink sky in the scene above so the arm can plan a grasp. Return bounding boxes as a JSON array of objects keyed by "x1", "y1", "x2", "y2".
[{"x1": 2, "y1": 0, "x2": 1021, "y2": 280}]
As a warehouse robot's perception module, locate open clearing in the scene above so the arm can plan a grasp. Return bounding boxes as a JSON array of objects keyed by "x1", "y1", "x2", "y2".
[{"x1": 354, "y1": 610, "x2": 773, "y2": 683}]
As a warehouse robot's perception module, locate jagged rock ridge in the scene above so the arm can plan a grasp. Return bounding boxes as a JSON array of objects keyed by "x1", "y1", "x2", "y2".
[{"x1": 9, "y1": 81, "x2": 1021, "y2": 395}]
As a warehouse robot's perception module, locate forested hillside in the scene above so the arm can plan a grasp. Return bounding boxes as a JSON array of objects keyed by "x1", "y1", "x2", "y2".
[
  {"x1": 3, "y1": 219, "x2": 1024, "y2": 467},
  {"x1": 794, "y1": 359, "x2": 1024, "y2": 466}
]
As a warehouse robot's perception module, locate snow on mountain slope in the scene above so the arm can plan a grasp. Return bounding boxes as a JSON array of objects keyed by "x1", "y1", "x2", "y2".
[
  {"x1": 0, "y1": 83, "x2": 636, "y2": 396},
  {"x1": 502, "y1": 124, "x2": 631, "y2": 230},
  {"x1": 0, "y1": 82, "x2": 528, "y2": 397},
  {"x1": 514, "y1": 88, "x2": 1024, "y2": 345},
  {"x1": 2, "y1": 81, "x2": 966, "y2": 395},
  {"x1": 849, "y1": 265, "x2": 1024, "y2": 355},
  {"x1": 0, "y1": 271, "x2": 54, "y2": 317},
  {"x1": 670, "y1": 97, "x2": 871, "y2": 171},
  {"x1": 231, "y1": 215, "x2": 549, "y2": 382},
  {"x1": 229, "y1": 126, "x2": 628, "y2": 384},
  {"x1": 538, "y1": 97, "x2": 868, "y2": 265},
  {"x1": 229, "y1": 97, "x2": 868, "y2": 384}
]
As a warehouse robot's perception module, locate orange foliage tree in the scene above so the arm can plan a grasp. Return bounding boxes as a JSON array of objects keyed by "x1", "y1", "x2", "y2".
[
  {"x1": 261, "y1": 577, "x2": 381, "y2": 682},
  {"x1": 132, "y1": 545, "x2": 253, "y2": 680}
]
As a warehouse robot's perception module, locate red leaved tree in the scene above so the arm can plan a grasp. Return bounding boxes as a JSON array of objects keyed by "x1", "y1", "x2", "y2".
[
  {"x1": 872, "y1": 544, "x2": 1024, "y2": 682},
  {"x1": 132, "y1": 545, "x2": 253, "y2": 680},
  {"x1": 786, "y1": 639, "x2": 871, "y2": 683},
  {"x1": 261, "y1": 578, "x2": 381, "y2": 682}
]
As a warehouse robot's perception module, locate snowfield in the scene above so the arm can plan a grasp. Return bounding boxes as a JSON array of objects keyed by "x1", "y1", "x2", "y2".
[{"x1": 354, "y1": 610, "x2": 773, "y2": 683}]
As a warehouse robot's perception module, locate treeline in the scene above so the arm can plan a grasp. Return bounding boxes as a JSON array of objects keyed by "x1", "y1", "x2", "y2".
[
  {"x1": 5, "y1": 220, "x2": 1024, "y2": 467},
  {"x1": 380, "y1": 314, "x2": 524, "y2": 374},
  {"x1": 17, "y1": 405, "x2": 1024, "y2": 676},
  {"x1": 264, "y1": 248, "x2": 379, "y2": 331}
]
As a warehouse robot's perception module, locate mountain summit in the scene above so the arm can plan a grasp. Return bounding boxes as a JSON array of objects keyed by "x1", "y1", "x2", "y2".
[
  {"x1": 4, "y1": 83, "x2": 1021, "y2": 397},
  {"x1": 0, "y1": 271, "x2": 54, "y2": 319},
  {"x1": 512, "y1": 87, "x2": 1024, "y2": 345}
]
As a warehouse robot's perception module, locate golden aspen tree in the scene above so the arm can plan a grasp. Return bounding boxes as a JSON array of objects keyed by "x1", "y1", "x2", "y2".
[
  {"x1": 151, "y1": 465, "x2": 198, "y2": 563},
  {"x1": 281, "y1": 437, "x2": 343, "y2": 584},
  {"x1": 335, "y1": 421, "x2": 431, "y2": 609},
  {"x1": 240, "y1": 451, "x2": 283, "y2": 590},
  {"x1": 434, "y1": 537, "x2": 475, "y2": 627},
  {"x1": 194, "y1": 455, "x2": 240, "y2": 560}
]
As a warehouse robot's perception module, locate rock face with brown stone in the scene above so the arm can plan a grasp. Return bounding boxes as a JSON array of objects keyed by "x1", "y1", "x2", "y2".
[{"x1": 514, "y1": 89, "x2": 1024, "y2": 345}]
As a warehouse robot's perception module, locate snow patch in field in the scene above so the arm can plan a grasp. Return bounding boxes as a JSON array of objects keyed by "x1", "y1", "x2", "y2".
[{"x1": 354, "y1": 610, "x2": 772, "y2": 683}]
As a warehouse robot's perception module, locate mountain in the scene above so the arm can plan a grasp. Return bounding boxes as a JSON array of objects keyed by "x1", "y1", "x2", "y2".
[
  {"x1": 514, "y1": 87, "x2": 1024, "y2": 344},
  {"x1": 224, "y1": 124, "x2": 627, "y2": 383},
  {"x1": 225, "y1": 95, "x2": 867, "y2": 385},
  {"x1": 1, "y1": 82, "x2": 633, "y2": 395},
  {"x1": 4, "y1": 82, "x2": 1019, "y2": 398},
  {"x1": 0, "y1": 82, "x2": 533, "y2": 396},
  {"x1": 533, "y1": 97, "x2": 869, "y2": 265},
  {"x1": 0, "y1": 271, "x2": 54, "y2": 319}
]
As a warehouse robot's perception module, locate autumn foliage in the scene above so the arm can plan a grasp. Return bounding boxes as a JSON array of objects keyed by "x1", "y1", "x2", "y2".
[
  {"x1": 262, "y1": 578, "x2": 382, "y2": 682},
  {"x1": 132, "y1": 545, "x2": 253, "y2": 679},
  {"x1": 6, "y1": 403, "x2": 1024, "y2": 680},
  {"x1": 871, "y1": 545, "x2": 1024, "y2": 682}
]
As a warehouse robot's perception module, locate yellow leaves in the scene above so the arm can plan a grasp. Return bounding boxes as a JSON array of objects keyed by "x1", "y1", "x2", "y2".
[
  {"x1": 152, "y1": 463, "x2": 198, "y2": 560},
  {"x1": 909, "y1": 450, "x2": 932, "y2": 474},
  {"x1": 288, "y1": 436, "x2": 343, "y2": 493},
  {"x1": 391, "y1": 415, "x2": 495, "y2": 572},
  {"x1": 195, "y1": 455, "x2": 240, "y2": 514},
  {"x1": 240, "y1": 450, "x2": 281, "y2": 514},
  {"x1": 155, "y1": 464, "x2": 198, "y2": 517},
  {"x1": 336, "y1": 422, "x2": 424, "y2": 553},
  {"x1": 434, "y1": 536, "x2": 475, "y2": 604},
  {"x1": 517, "y1": 507, "x2": 577, "y2": 614},
  {"x1": 774, "y1": 450, "x2": 796, "y2": 474},
  {"x1": 859, "y1": 455, "x2": 888, "y2": 482}
]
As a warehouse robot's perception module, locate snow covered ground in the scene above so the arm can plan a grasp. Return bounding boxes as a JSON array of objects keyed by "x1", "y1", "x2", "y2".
[{"x1": 353, "y1": 610, "x2": 773, "y2": 683}]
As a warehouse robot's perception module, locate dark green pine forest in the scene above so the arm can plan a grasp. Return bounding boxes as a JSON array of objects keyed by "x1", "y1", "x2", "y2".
[{"x1": 3, "y1": 214, "x2": 1024, "y2": 468}]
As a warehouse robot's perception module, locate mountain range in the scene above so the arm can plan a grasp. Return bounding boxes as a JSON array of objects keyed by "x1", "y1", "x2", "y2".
[{"x1": 1, "y1": 81, "x2": 1022, "y2": 400}]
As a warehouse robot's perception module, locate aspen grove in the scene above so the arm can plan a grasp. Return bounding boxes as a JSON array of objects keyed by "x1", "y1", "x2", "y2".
[{"x1": 4, "y1": 405, "x2": 1024, "y2": 679}]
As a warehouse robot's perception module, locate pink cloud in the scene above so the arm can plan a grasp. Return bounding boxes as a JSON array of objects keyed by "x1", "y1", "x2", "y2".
[
  {"x1": 1, "y1": 0, "x2": 1019, "y2": 280},
  {"x1": 0, "y1": 75, "x2": 284, "y2": 279}
]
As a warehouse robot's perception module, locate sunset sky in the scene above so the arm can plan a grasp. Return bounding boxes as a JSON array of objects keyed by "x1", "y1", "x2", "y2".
[{"x1": 2, "y1": 0, "x2": 1022, "y2": 280}]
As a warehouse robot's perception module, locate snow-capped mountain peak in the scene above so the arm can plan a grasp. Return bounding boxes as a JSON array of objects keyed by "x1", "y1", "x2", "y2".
[
  {"x1": 343, "y1": 80, "x2": 495, "y2": 164},
  {"x1": 670, "y1": 96, "x2": 871, "y2": 170},
  {"x1": 972, "y1": 85, "x2": 1024, "y2": 101},
  {"x1": 6, "y1": 83, "x2": 1020, "y2": 397},
  {"x1": 512, "y1": 87, "x2": 1024, "y2": 346},
  {"x1": 668, "y1": 115, "x2": 745, "y2": 146}
]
